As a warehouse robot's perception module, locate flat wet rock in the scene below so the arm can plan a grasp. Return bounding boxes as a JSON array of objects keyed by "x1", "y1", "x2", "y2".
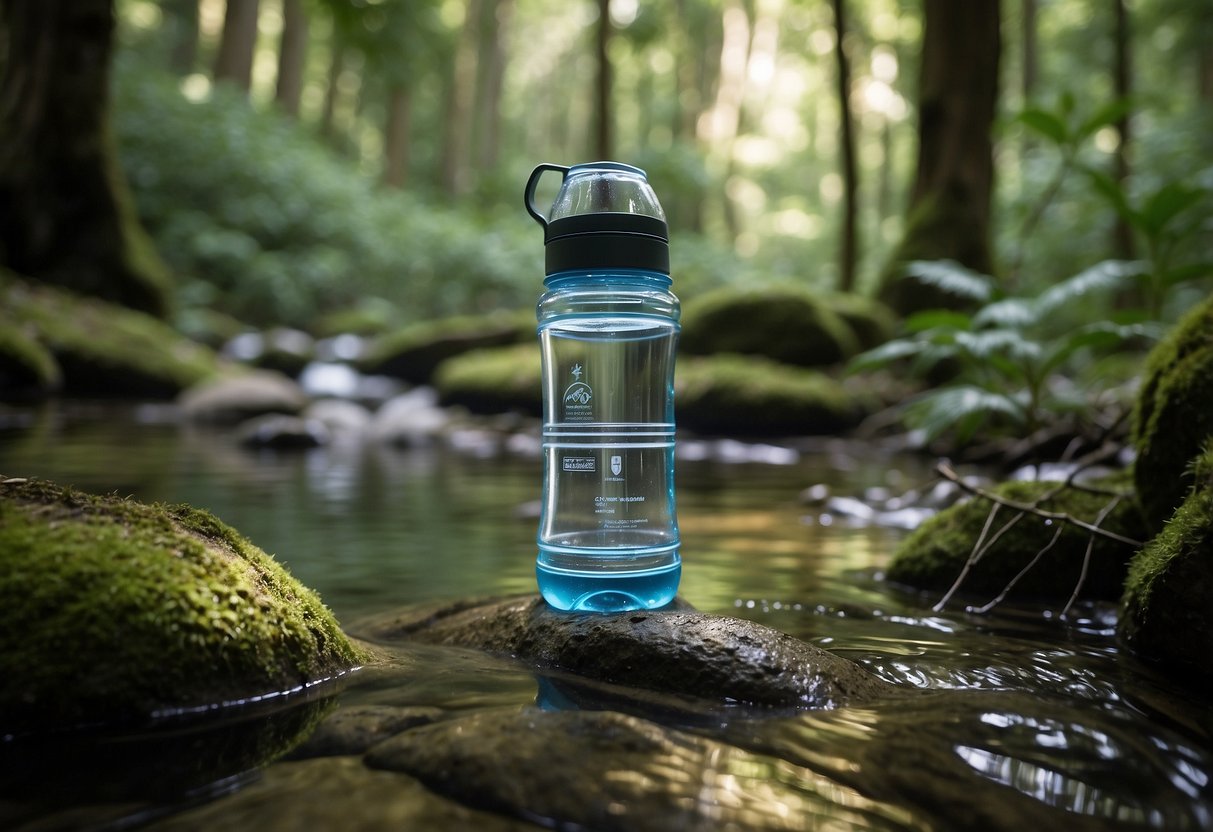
[
  {"x1": 353, "y1": 595, "x2": 892, "y2": 709},
  {"x1": 365, "y1": 708, "x2": 905, "y2": 832}
]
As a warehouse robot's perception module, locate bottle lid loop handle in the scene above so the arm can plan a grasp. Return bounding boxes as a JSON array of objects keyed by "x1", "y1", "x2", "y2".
[{"x1": 524, "y1": 163, "x2": 570, "y2": 230}]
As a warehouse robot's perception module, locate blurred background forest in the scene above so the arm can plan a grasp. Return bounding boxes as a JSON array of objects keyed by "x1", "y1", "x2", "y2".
[{"x1": 10, "y1": 0, "x2": 1213, "y2": 337}]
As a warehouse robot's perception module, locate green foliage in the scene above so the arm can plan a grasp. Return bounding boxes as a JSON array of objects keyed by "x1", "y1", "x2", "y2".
[
  {"x1": 850, "y1": 260, "x2": 1162, "y2": 444},
  {"x1": 113, "y1": 56, "x2": 539, "y2": 329}
]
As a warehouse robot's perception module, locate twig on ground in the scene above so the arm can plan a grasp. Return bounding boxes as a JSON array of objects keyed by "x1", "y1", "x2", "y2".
[{"x1": 1059, "y1": 495, "x2": 1123, "y2": 620}]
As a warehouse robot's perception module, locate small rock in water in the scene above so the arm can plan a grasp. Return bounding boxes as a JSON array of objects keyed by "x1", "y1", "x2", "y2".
[
  {"x1": 237, "y1": 414, "x2": 330, "y2": 448},
  {"x1": 799, "y1": 483, "x2": 831, "y2": 505},
  {"x1": 179, "y1": 370, "x2": 308, "y2": 423},
  {"x1": 823, "y1": 495, "x2": 875, "y2": 523}
]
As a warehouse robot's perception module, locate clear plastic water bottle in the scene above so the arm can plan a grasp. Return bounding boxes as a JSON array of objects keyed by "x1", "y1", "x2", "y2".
[{"x1": 524, "y1": 161, "x2": 681, "y2": 612}]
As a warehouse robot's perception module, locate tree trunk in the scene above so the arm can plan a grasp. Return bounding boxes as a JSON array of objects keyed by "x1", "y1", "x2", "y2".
[
  {"x1": 1021, "y1": 0, "x2": 1037, "y2": 102},
  {"x1": 1112, "y1": 0, "x2": 1134, "y2": 259},
  {"x1": 320, "y1": 38, "x2": 344, "y2": 138},
  {"x1": 594, "y1": 0, "x2": 613, "y2": 159},
  {"x1": 0, "y1": 0, "x2": 171, "y2": 316},
  {"x1": 275, "y1": 0, "x2": 308, "y2": 117},
  {"x1": 878, "y1": 0, "x2": 1001, "y2": 316},
  {"x1": 164, "y1": 0, "x2": 199, "y2": 76},
  {"x1": 474, "y1": 0, "x2": 512, "y2": 175},
  {"x1": 832, "y1": 0, "x2": 859, "y2": 293},
  {"x1": 440, "y1": 0, "x2": 480, "y2": 195},
  {"x1": 382, "y1": 86, "x2": 411, "y2": 189},
  {"x1": 213, "y1": 0, "x2": 261, "y2": 92}
]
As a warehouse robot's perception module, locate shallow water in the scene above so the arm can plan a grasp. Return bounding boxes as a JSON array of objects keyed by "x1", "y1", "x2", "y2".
[{"x1": 1, "y1": 400, "x2": 1210, "y2": 830}]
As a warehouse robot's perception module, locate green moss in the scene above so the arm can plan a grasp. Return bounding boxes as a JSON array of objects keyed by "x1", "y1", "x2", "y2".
[
  {"x1": 433, "y1": 344, "x2": 542, "y2": 415},
  {"x1": 361, "y1": 311, "x2": 534, "y2": 384},
  {"x1": 0, "y1": 272, "x2": 224, "y2": 397},
  {"x1": 1131, "y1": 292, "x2": 1213, "y2": 530},
  {"x1": 0, "y1": 477, "x2": 366, "y2": 733},
  {"x1": 887, "y1": 480, "x2": 1148, "y2": 602},
  {"x1": 676, "y1": 355, "x2": 860, "y2": 436},
  {"x1": 680, "y1": 286, "x2": 861, "y2": 367},
  {"x1": 0, "y1": 309, "x2": 61, "y2": 392},
  {"x1": 818, "y1": 292, "x2": 897, "y2": 350},
  {"x1": 1120, "y1": 447, "x2": 1213, "y2": 680}
]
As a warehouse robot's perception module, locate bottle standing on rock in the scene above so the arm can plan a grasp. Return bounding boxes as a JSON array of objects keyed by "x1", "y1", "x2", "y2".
[{"x1": 524, "y1": 162, "x2": 681, "y2": 612}]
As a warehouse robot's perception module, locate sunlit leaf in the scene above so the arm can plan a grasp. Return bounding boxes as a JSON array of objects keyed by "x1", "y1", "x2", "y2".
[
  {"x1": 905, "y1": 261, "x2": 994, "y2": 303},
  {"x1": 1040, "y1": 321, "x2": 1165, "y2": 376},
  {"x1": 973, "y1": 298, "x2": 1036, "y2": 329},
  {"x1": 1035, "y1": 260, "x2": 1143, "y2": 316},
  {"x1": 1159, "y1": 261, "x2": 1213, "y2": 288},
  {"x1": 1140, "y1": 182, "x2": 1206, "y2": 237},
  {"x1": 904, "y1": 386, "x2": 1026, "y2": 443},
  {"x1": 955, "y1": 329, "x2": 1044, "y2": 363},
  {"x1": 904, "y1": 310, "x2": 973, "y2": 334},
  {"x1": 845, "y1": 339, "x2": 927, "y2": 374},
  {"x1": 1016, "y1": 107, "x2": 1069, "y2": 146}
]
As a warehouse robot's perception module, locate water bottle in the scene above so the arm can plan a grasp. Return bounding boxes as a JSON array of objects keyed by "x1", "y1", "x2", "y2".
[{"x1": 524, "y1": 161, "x2": 681, "y2": 612}]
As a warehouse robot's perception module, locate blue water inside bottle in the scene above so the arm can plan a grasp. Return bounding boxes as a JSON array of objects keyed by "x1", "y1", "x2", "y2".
[{"x1": 536, "y1": 272, "x2": 681, "y2": 612}]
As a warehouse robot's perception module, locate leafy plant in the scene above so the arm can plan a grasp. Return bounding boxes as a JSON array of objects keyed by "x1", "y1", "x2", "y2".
[{"x1": 848, "y1": 259, "x2": 1163, "y2": 445}]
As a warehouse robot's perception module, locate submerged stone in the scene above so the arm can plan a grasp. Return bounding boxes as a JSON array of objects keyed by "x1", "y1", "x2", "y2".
[
  {"x1": 178, "y1": 369, "x2": 308, "y2": 423},
  {"x1": 886, "y1": 479, "x2": 1148, "y2": 603},
  {"x1": 152, "y1": 756, "x2": 541, "y2": 832},
  {"x1": 365, "y1": 708, "x2": 901, "y2": 832},
  {"x1": 0, "y1": 477, "x2": 367, "y2": 733},
  {"x1": 1120, "y1": 449, "x2": 1213, "y2": 682},
  {"x1": 354, "y1": 595, "x2": 891, "y2": 708}
]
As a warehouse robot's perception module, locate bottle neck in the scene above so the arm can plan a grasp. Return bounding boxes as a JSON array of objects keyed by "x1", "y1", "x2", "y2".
[{"x1": 543, "y1": 269, "x2": 672, "y2": 292}]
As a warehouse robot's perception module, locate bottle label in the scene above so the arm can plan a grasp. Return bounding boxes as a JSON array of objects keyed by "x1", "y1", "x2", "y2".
[{"x1": 562, "y1": 363, "x2": 594, "y2": 422}]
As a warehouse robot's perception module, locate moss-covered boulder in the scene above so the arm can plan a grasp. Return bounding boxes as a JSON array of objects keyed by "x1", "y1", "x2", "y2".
[
  {"x1": 0, "y1": 477, "x2": 366, "y2": 734},
  {"x1": 818, "y1": 292, "x2": 897, "y2": 350},
  {"x1": 887, "y1": 479, "x2": 1148, "y2": 603},
  {"x1": 676, "y1": 355, "x2": 863, "y2": 436},
  {"x1": 680, "y1": 285, "x2": 862, "y2": 367},
  {"x1": 1120, "y1": 448, "x2": 1213, "y2": 681},
  {"x1": 360, "y1": 311, "x2": 533, "y2": 384},
  {"x1": 433, "y1": 344, "x2": 542, "y2": 416},
  {"x1": 0, "y1": 273, "x2": 224, "y2": 398},
  {"x1": 1131, "y1": 293, "x2": 1213, "y2": 531}
]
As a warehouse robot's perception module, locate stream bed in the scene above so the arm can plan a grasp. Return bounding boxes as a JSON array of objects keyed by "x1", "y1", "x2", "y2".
[{"x1": 1, "y1": 400, "x2": 1209, "y2": 830}]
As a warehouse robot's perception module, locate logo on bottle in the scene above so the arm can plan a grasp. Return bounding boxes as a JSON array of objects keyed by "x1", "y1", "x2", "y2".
[
  {"x1": 611, "y1": 455, "x2": 622, "y2": 476},
  {"x1": 562, "y1": 363, "x2": 593, "y2": 421}
]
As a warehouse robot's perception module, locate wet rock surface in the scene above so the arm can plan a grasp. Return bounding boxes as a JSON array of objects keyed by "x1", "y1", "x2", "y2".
[{"x1": 353, "y1": 595, "x2": 893, "y2": 708}]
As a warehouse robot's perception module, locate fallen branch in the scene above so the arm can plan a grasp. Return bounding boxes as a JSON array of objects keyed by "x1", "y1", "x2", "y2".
[{"x1": 935, "y1": 462, "x2": 1143, "y2": 548}]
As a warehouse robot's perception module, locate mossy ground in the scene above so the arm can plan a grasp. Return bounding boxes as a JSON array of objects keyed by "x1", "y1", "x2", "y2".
[
  {"x1": 0, "y1": 477, "x2": 366, "y2": 733},
  {"x1": 0, "y1": 272, "x2": 224, "y2": 397},
  {"x1": 1131, "y1": 292, "x2": 1213, "y2": 530},
  {"x1": 887, "y1": 479, "x2": 1148, "y2": 603},
  {"x1": 679, "y1": 286, "x2": 862, "y2": 367}
]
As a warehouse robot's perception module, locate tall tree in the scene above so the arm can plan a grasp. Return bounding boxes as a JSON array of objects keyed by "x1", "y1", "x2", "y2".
[
  {"x1": 473, "y1": 0, "x2": 512, "y2": 175},
  {"x1": 213, "y1": 0, "x2": 261, "y2": 92},
  {"x1": 832, "y1": 0, "x2": 859, "y2": 293},
  {"x1": 275, "y1": 0, "x2": 309, "y2": 116},
  {"x1": 0, "y1": 0, "x2": 171, "y2": 315},
  {"x1": 164, "y1": 0, "x2": 200, "y2": 76},
  {"x1": 878, "y1": 0, "x2": 1001, "y2": 315},
  {"x1": 595, "y1": 0, "x2": 613, "y2": 159},
  {"x1": 1112, "y1": 0, "x2": 1134, "y2": 259}
]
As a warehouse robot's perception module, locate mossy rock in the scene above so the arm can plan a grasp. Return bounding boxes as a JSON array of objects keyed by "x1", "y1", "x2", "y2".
[
  {"x1": 1131, "y1": 292, "x2": 1213, "y2": 531},
  {"x1": 0, "y1": 272, "x2": 224, "y2": 398},
  {"x1": 361, "y1": 311, "x2": 533, "y2": 384},
  {"x1": 1120, "y1": 448, "x2": 1213, "y2": 682},
  {"x1": 818, "y1": 292, "x2": 897, "y2": 350},
  {"x1": 0, "y1": 477, "x2": 366, "y2": 734},
  {"x1": 676, "y1": 355, "x2": 862, "y2": 436},
  {"x1": 433, "y1": 344, "x2": 542, "y2": 416},
  {"x1": 887, "y1": 479, "x2": 1148, "y2": 603},
  {"x1": 679, "y1": 285, "x2": 861, "y2": 367},
  {"x1": 0, "y1": 310, "x2": 61, "y2": 393}
]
